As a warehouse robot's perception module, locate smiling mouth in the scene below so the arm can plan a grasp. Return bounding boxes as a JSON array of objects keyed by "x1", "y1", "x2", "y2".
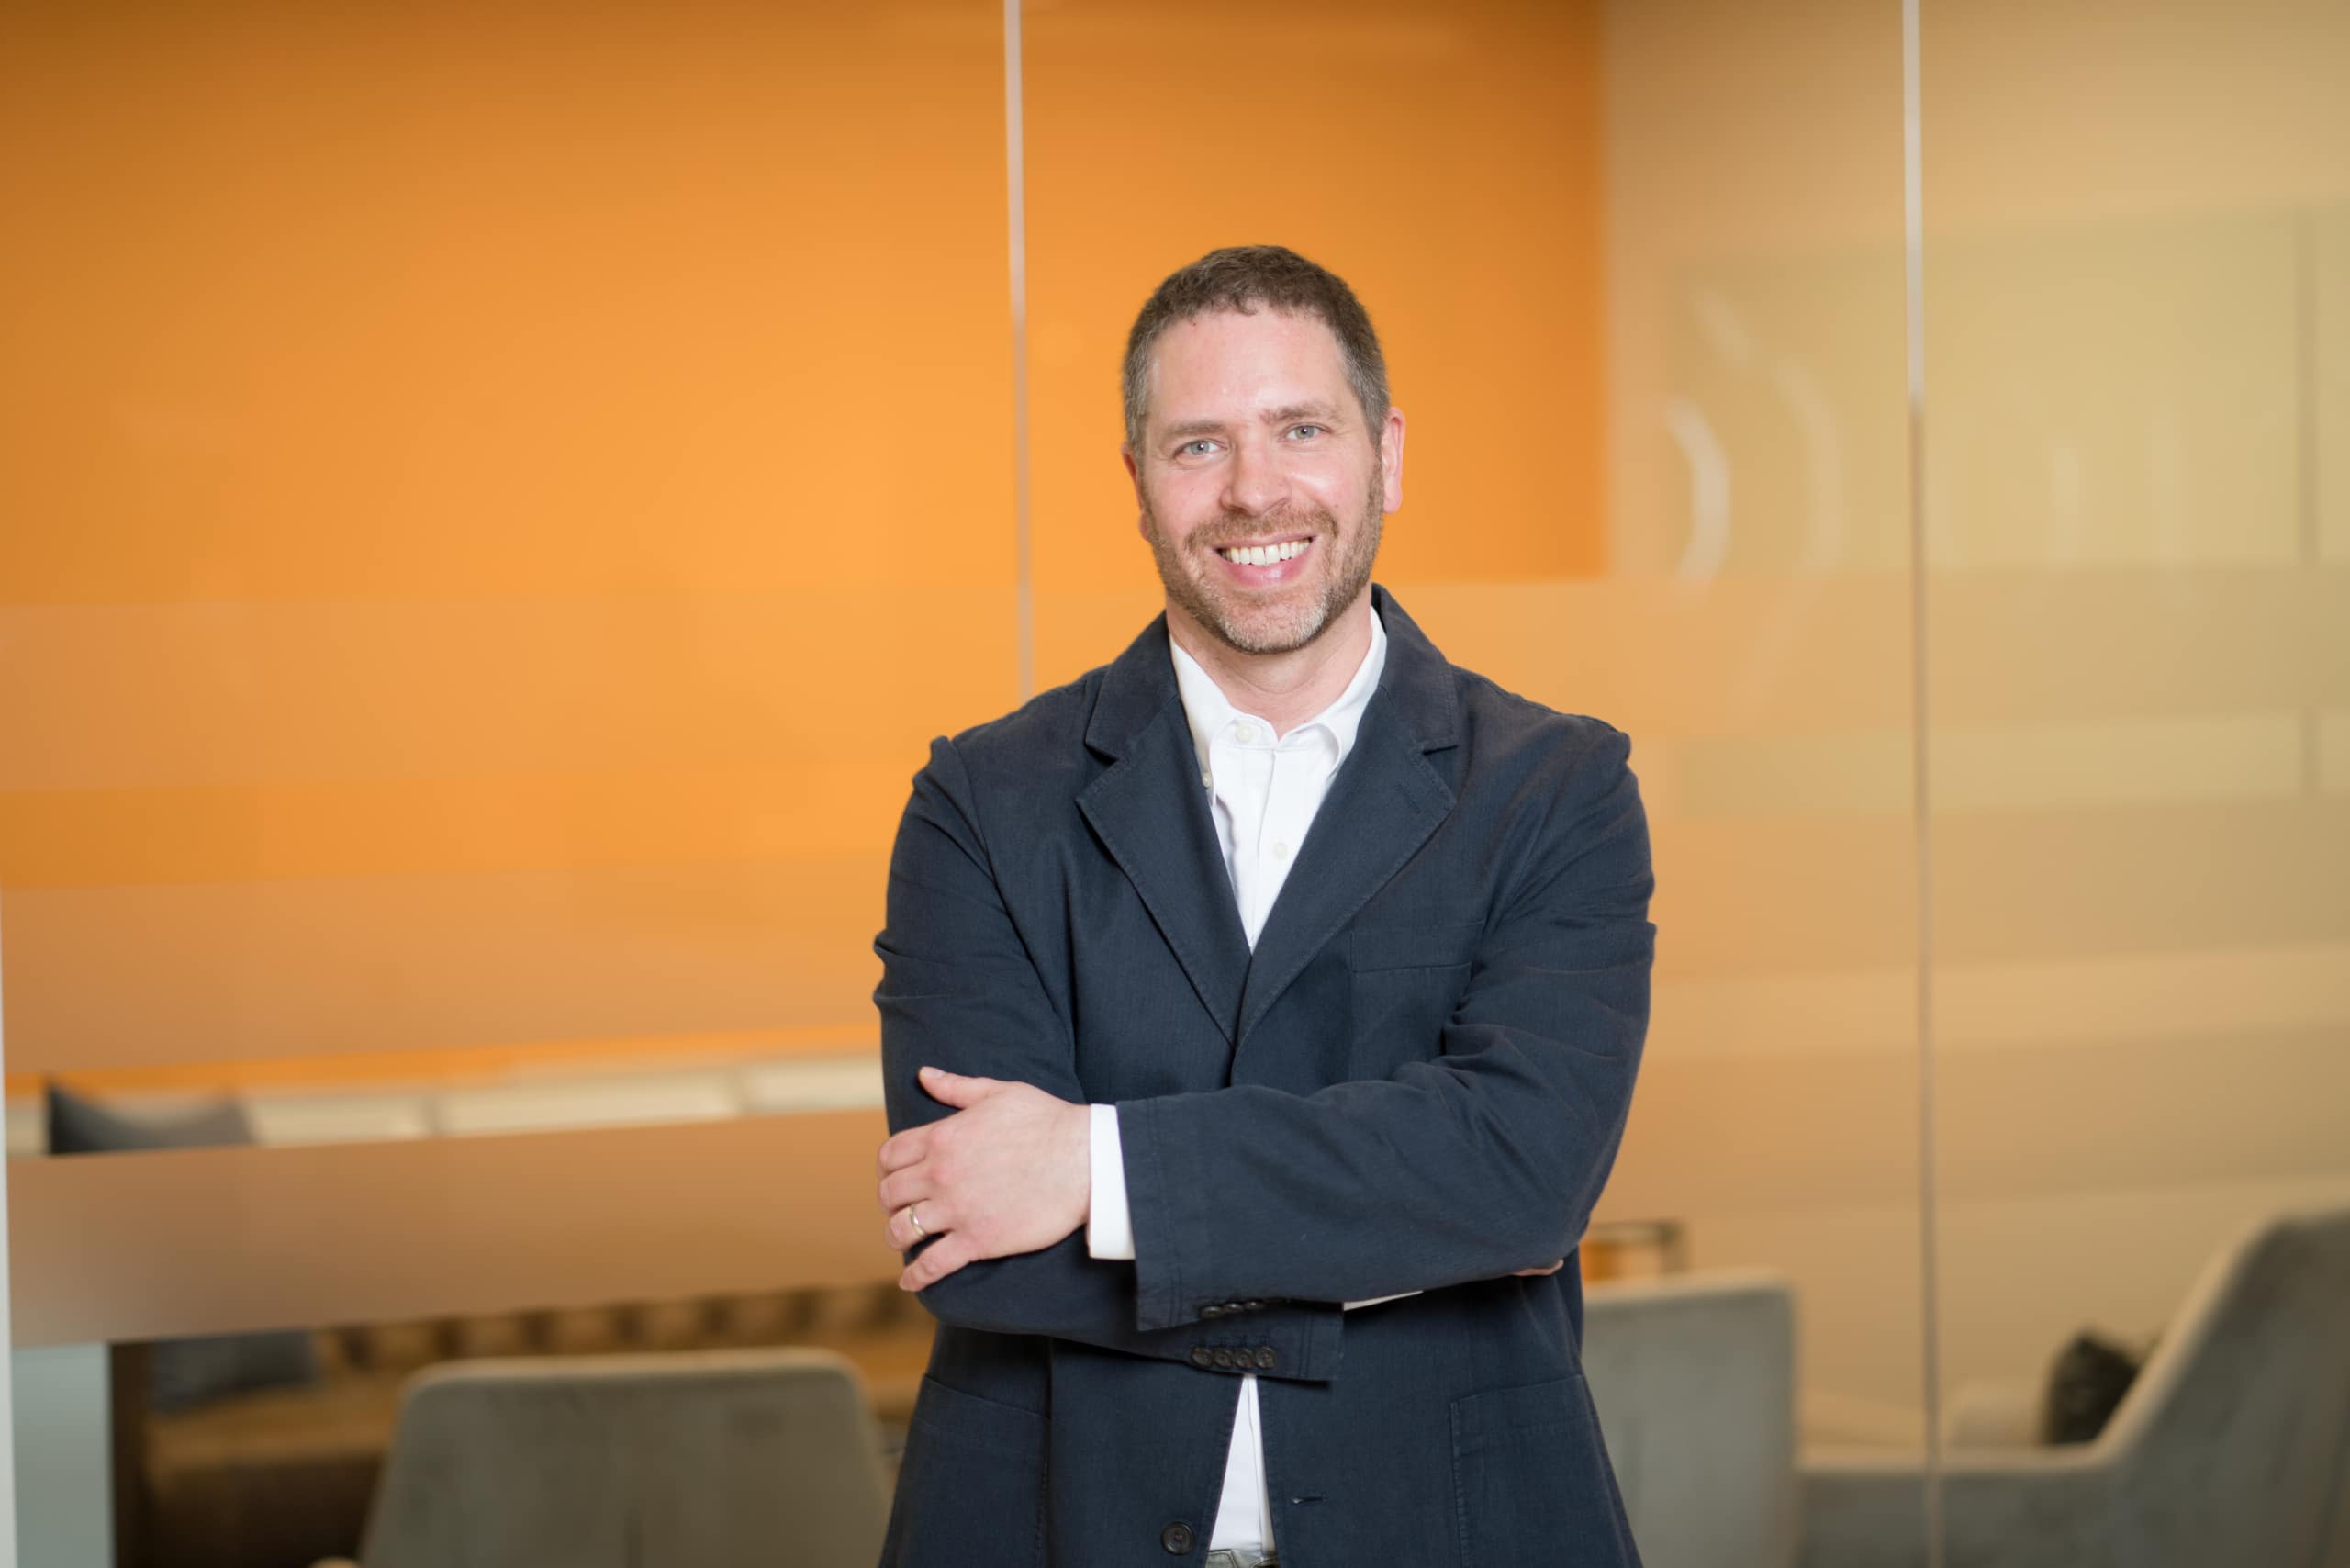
[{"x1": 1214, "y1": 537, "x2": 1313, "y2": 566}]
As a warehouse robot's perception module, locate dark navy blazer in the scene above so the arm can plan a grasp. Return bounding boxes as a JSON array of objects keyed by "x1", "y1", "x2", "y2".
[{"x1": 876, "y1": 587, "x2": 1653, "y2": 1568}]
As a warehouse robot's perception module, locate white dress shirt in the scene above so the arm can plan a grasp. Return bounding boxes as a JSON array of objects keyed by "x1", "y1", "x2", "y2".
[{"x1": 1086, "y1": 608, "x2": 1414, "y2": 1555}]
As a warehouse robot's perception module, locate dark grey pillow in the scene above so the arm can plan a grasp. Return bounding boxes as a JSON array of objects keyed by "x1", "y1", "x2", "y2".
[
  {"x1": 44, "y1": 1086, "x2": 321, "y2": 1412},
  {"x1": 2040, "y1": 1327, "x2": 2144, "y2": 1444},
  {"x1": 45, "y1": 1085, "x2": 250, "y2": 1158}
]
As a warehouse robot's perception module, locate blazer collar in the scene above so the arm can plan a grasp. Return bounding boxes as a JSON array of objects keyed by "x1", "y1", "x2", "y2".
[
  {"x1": 1077, "y1": 585, "x2": 1462, "y2": 1050},
  {"x1": 1083, "y1": 584, "x2": 1460, "y2": 763}
]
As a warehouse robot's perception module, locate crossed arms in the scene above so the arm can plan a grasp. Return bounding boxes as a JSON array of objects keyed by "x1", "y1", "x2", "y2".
[{"x1": 871, "y1": 727, "x2": 1653, "y2": 1372}]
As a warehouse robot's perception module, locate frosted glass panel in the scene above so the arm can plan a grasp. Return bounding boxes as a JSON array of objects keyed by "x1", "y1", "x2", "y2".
[{"x1": 1919, "y1": 2, "x2": 2350, "y2": 1544}]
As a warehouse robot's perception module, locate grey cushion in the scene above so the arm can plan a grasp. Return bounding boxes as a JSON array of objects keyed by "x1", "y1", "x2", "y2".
[
  {"x1": 352, "y1": 1349, "x2": 891, "y2": 1568},
  {"x1": 44, "y1": 1086, "x2": 321, "y2": 1412},
  {"x1": 1583, "y1": 1271, "x2": 1800, "y2": 1568}
]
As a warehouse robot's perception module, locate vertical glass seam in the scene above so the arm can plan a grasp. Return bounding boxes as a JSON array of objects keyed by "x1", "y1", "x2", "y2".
[
  {"x1": 1901, "y1": 1, "x2": 1946, "y2": 1563},
  {"x1": 0, "y1": 896, "x2": 19, "y2": 1562},
  {"x1": 2300, "y1": 214, "x2": 2322, "y2": 569},
  {"x1": 2297, "y1": 217, "x2": 2322, "y2": 796},
  {"x1": 1004, "y1": 0, "x2": 1035, "y2": 702}
]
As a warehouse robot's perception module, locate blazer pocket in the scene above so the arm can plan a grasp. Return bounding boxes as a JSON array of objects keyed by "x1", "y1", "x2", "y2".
[
  {"x1": 887, "y1": 1376, "x2": 1047, "y2": 1568},
  {"x1": 1348, "y1": 920, "x2": 1483, "y2": 972},
  {"x1": 1449, "y1": 1374, "x2": 1633, "y2": 1567}
]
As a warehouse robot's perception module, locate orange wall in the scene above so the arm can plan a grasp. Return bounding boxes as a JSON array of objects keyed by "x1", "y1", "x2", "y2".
[
  {"x1": 0, "y1": 1, "x2": 1606, "y2": 1085},
  {"x1": 0, "y1": 2, "x2": 1017, "y2": 1077},
  {"x1": 1024, "y1": 0, "x2": 1608, "y2": 682}
]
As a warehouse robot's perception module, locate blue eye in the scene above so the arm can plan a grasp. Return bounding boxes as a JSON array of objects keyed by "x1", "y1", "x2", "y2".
[
  {"x1": 1289, "y1": 424, "x2": 1323, "y2": 440},
  {"x1": 1181, "y1": 440, "x2": 1217, "y2": 457}
]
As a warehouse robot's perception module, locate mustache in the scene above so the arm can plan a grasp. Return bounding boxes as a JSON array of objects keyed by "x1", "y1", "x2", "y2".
[{"x1": 1190, "y1": 511, "x2": 1337, "y2": 552}]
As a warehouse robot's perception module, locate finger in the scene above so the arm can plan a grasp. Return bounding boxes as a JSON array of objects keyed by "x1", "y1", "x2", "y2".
[
  {"x1": 876, "y1": 1166, "x2": 934, "y2": 1215},
  {"x1": 917, "y1": 1065, "x2": 1002, "y2": 1106},
  {"x1": 900, "y1": 1230, "x2": 980, "y2": 1291},
  {"x1": 882, "y1": 1190, "x2": 946, "y2": 1250},
  {"x1": 876, "y1": 1126, "x2": 929, "y2": 1175},
  {"x1": 890, "y1": 1197, "x2": 959, "y2": 1253}
]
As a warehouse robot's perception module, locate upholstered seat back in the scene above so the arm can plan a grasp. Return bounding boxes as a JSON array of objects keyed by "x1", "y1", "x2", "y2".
[
  {"x1": 1583, "y1": 1271, "x2": 1801, "y2": 1568},
  {"x1": 356, "y1": 1347, "x2": 890, "y2": 1568},
  {"x1": 2103, "y1": 1204, "x2": 2350, "y2": 1568}
]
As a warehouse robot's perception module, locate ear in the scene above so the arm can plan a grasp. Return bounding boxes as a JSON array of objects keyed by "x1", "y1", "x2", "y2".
[
  {"x1": 1379, "y1": 407, "x2": 1407, "y2": 514},
  {"x1": 1122, "y1": 443, "x2": 1149, "y2": 540}
]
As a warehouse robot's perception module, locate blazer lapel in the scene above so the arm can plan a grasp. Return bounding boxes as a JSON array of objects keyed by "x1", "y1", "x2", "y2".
[
  {"x1": 1235, "y1": 587, "x2": 1462, "y2": 1046},
  {"x1": 1077, "y1": 617, "x2": 1252, "y2": 1045}
]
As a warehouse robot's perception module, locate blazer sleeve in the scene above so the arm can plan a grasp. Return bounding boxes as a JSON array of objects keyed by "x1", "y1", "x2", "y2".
[
  {"x1": 1114, "y1": 723, "x2": 1655, "y2": 1334},
  {"x1": 875, "y1": 735, "x2": 1345, "y2": 1381}
]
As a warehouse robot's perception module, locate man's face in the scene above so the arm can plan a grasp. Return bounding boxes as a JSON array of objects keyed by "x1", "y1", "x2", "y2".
[{"x1": 1125, "y1": 308, "x2": 1404, "y2": 656}]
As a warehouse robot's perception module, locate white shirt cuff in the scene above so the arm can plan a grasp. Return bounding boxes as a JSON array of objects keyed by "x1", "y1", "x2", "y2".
[{"x1": 1085, "y1": 1103, "x2": 1136, "y2": 1260}]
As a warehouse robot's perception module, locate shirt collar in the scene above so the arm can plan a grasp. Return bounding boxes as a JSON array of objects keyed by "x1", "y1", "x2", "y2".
[{"x1": 1169, "y1": 605, "x2": 1389, "y2": 772}]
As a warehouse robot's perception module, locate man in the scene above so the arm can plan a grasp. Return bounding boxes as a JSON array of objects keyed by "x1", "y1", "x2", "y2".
[{"x1": 871, "y1": 245, "x2": 1651, "y2": 1567}]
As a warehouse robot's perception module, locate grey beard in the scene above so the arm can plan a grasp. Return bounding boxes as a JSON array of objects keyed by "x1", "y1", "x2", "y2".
[{"x1": 1143, "y1": 476, "x2": 1383, "y2": 656}]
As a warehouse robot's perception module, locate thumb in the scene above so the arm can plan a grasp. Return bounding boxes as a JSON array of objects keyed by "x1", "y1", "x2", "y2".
[{"x1": 918, "y1": 1065, "x2": 1000, "y2": 1106}]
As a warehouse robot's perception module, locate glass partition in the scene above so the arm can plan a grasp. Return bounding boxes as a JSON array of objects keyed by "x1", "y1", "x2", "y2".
[
  {"x1": 10, "y1": 3, "x2": 2342, "y2": 1565},
  {"x1": 1599, "y1": 0, "x2": 1930, "y2": 1459},
  {"x1": 3, "y1": 2, "x2": 1007, "y2": 1560},
  {"x1": 1916, "y1": 0, "x2": 2350, "y2": 1559}
]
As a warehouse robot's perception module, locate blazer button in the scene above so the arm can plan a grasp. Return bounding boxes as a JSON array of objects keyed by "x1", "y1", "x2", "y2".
[
  {"x1": 1161, "y1": 1520, "x2": 1195, "y2": 1554},
  {"x1": 1189, "y1": 1347, "x2": 1214, "y2": 1369},
  {"x1": 1254, "y1": 1346, "x2": 1278, "y2": 1370},
  {"x1": 1199, "y1": 1304, "x2": 1225, "y2": 1319},
  {"x1": 1242, "y1": 1300, "x2": 1265, "y2": 1312},
  {"x1": 1212, "y1": 1349, "x2": 1235, "y2": 1369}
]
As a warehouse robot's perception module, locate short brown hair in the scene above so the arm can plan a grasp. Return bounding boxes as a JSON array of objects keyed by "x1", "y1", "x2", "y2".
[{"x1": 1122, "y1": 245, "x2": 1390, "y2": 452}]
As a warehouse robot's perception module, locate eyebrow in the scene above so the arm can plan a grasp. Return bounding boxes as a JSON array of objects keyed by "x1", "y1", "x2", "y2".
[{"x1": 1159, "y1": 401, "x2": 1346, "y2": 443}]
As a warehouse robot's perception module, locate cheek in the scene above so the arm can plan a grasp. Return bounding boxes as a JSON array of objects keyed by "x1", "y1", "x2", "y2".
[
  {"x1": 1146, "y1": 483, "x2": 1216, "y2": 541},
  {"x1": 1290, "y1": 455, "x2": 1368, "y2": 510}
]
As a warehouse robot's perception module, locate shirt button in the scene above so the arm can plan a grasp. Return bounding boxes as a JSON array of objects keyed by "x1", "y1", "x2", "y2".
[
  {"x1": 1189, "y1": 1347, "x2": 1214, "y2": 1368},
  {"x1": 1161, "y1": 1520, "x2": 1196, "y2": 1554},
  {"x1": 1234, "y1": 722, "x2": 1258, "y2": 744},
  {"x1": 1271, "y1": 840, "x2": 1290, "y2": 860},
  {"x1": 1200, "y1": 771, "x2": 1212, "y2": 786}
]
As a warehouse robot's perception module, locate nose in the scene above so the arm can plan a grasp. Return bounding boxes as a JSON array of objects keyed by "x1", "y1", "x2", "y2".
[{"x1": 1219, "y1": 431, "x2": 1287, "y2": 519}]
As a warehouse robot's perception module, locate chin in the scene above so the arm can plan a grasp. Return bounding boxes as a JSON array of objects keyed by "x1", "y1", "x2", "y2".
[{"x1": 1205, "y1": 599, "x2": 1334, "y2": 655}]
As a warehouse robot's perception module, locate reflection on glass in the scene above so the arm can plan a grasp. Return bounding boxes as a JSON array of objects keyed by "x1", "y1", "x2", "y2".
[
  {"x1": 1874, "y1": 1, "x2": 2350, "y2": 1562},
  {"x1": 1597, "y1": 0, "x2": 1929, "y2": 1461},
  {"x1": 113, "y1": 1282, "x2": 929, "y2": 1565}
]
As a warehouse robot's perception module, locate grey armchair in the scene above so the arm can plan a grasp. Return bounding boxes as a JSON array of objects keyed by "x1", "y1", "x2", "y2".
[
  {"x1": 1583, "y1": 1270, "x2": 1801, "y2": 1568},
  {"x1": 319, "y1": 1346, "x2": 890, "y2": 1568},
  {"x1": 1799, "y1": 1203, "x2": 2350, "y2": 1568}
]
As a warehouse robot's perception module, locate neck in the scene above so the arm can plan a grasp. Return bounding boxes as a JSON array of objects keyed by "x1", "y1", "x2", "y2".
[{"x1": 1166, "y1": 590, "x2": 1376, "y2": 737}]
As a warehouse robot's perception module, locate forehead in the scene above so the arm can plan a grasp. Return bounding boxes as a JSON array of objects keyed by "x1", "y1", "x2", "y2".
[{"x1": 1144, "y1": 308, "x2": 1349, "y2": 425}]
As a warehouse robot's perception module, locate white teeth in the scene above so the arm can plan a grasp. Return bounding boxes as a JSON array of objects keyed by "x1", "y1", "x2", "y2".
[{"x1": 1220, "y1": 540, "x2": 1309, "y2": 566}]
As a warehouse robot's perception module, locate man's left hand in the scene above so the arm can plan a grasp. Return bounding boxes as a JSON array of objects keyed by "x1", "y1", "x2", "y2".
[{"x1": 877, "y1": 1066, "x2": 1091, "y2": 1291}]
